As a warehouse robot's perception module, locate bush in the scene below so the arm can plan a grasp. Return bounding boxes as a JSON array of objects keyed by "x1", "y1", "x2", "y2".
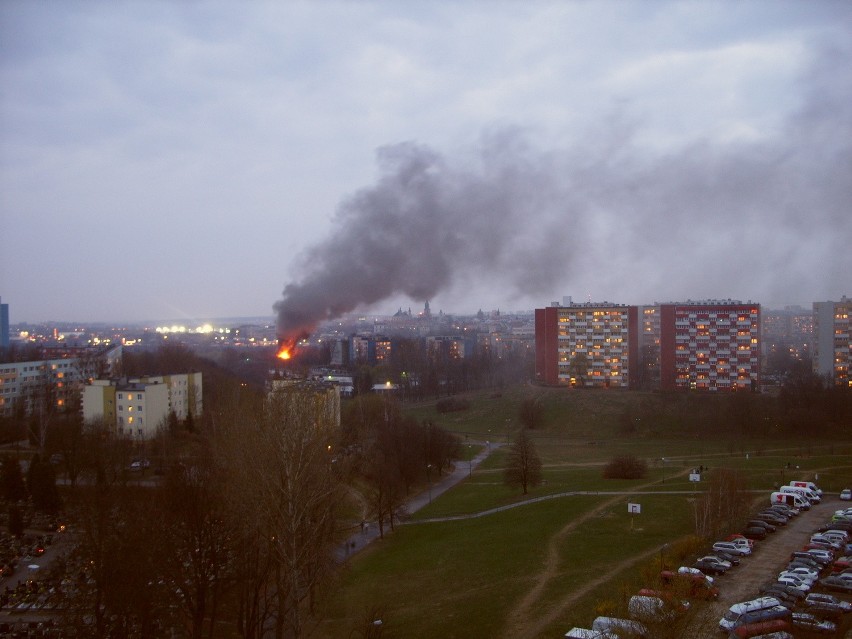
[
  {"x1": 602, "y1": 455, "x2": 648, "y2": 479},
  {"x1": 435, "y1": 397, "x2": 470, "y2": 413}
]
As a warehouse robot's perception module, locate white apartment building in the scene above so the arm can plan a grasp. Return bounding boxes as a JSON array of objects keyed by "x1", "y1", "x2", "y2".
[
  {"x1": 813, "y1": 296, "x2": 851, "y2": 387},
  {"x1": 82, "y1": 372, "x2": 203, "y2": 439}
]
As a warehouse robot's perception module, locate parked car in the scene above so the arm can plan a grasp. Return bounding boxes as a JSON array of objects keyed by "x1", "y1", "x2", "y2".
[
  {"x1": 819, "y1": 575, "x2": 852, "y2": 593},
  {"x1": 819, "y1": 520, "x2": 852, "y2": 533},
  {"x1": 756, "y1": 511, "x2": 788, "y2": 525},
  {"x1": 840, "y1": 488, "x2": 851, "y2": 501},
  {"x1": 788, "y1": 556, "x2": 824, "y2": 572},
  {"x1": 790, "y1": 611, "x2": 836, "y2": 634},
  {"x1": 695, "y1": 556, "x2": 730, "y2": 575},
  {"x1": 712, "y1": 550, "x2": 741, "y2": 566},
  {"x1": 804, "y1": 592, "x2": 852, "y2": 613},
  {"x1": 759, "y1": 583, "x2": 806, "y2": 604},
  {"x1": 782, "y1": 566, "x2": 820, "y2": 583},
  {"x1": 713, "y1": 541, "x2": 751, "y2": 556},
  {"x1": 747, "y1": 520, "x2": 777, "y2": 533},
  {"x1": 724, "y1": 535, "x2": 755, "y2": 551},
  {"x1": 810, "y1": 535, "x2": 843, "y2": 551},
  {"x1": 742, "y1": 527, "x2": 767, "y2": 541},
  {"x1": 677, "y1": 566, "x2": 713, "y2": 582},
  {"x1": 776, "y1": 574, "x2": 810, "y2": 592}
]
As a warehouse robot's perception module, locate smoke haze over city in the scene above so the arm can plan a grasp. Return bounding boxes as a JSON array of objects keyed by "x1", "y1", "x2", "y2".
[{"x1": 2, "y1": 2, "x2": 850, "y2": 324}]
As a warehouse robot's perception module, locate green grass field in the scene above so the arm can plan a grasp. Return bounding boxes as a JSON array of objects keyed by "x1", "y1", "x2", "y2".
[{"x1": 317, "y1": 386, "x2": 852, "y2": 638}]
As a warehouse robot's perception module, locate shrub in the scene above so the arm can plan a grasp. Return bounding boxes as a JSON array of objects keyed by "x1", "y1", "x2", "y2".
[{"x1": 602, "y1": 455, "x2": 648, "y2": 479}]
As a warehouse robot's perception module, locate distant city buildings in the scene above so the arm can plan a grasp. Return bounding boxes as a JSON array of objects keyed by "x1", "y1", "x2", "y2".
[{"x1": 812, "y1": 296, "x2": 851, "y2": 387}]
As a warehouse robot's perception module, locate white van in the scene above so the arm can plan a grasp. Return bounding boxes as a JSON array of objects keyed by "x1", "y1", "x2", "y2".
[
  {"x1": 719, "y1": 597, "x2": 781, "y2": 632},
  {"x1": 790, "y1": 480, "x2": 822, "y2": 496},
  {"x1": 772, "y1": 486, "x2": 811, "y2": 510},
  {"x1": 781, "y1": 485, "x2": 820, "y2": 503},
  {"x1": 592, "y1": 616, "x2": 648, "y2": 638}
]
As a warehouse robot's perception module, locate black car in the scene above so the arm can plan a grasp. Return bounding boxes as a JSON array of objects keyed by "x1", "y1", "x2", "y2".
[
  {"x1": 711, "y1": 550, "x2": 741, "y2": 566},
  {"x1": 759, "y1": 588, "x2": 799, "y2": 609},
  {"x1": 792, "y1": 550, "x2": 831, "y2": 567},
  {"x1": 755, "y1": 512, "x2": 787, "y2": 526},
  {"x1": 791, "y1": 612, "x2": 837, "y2": 634},
  {"x1": 694, "y1": 557, "x2": 729, "y2": 575},
  {"x1": 760, "y1": 582, "x2": 807, "y2": 601},
  {"x1": 819, "y1": 575, "x2": 852, "y2": 593},
  {"x1": 742, "y1": 526, "x2": 767, "y2": 540},
  {"x1": 747, "y1": 519, "x2": 777, "y2": 533}
]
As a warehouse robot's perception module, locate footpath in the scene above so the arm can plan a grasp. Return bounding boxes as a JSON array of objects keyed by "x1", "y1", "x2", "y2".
[{"x1": 336, "y1": 443, "x2": 500, "y2": 562}]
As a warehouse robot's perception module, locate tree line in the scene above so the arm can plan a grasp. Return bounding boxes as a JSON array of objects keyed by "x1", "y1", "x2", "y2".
[{"x1": 0, "y1": 344, "x2": 464, "y2": 638}]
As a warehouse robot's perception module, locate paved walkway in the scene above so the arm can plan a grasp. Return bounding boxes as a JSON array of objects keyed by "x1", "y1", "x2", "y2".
[{"x1": 336, "y1": 443, "x2": 500, "y2": 561}]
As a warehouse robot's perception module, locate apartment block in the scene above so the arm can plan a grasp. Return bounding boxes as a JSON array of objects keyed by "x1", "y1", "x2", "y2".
[
  {"x1": 535, "y1": 302, "x2": 639, "y2": 388},
  {"x1": 813, "y1": 296, "x2": 851, "y2": 387},
  {"x1": 659, "y1": 301, "x2": 761, "y2": 391}
]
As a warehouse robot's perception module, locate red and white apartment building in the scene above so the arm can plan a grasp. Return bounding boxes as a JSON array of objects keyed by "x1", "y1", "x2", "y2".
[{"x1": 536, "y1": 299, "x2": 761, "y2": 391}]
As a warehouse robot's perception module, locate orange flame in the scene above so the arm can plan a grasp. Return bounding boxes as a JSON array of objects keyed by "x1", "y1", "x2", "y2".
[
  {"x1": 276, "y1": 331, "x2": 309, "y2": 362},
  {"x1": 276, "y1": 337, "x2": 297, "y2": 361}
]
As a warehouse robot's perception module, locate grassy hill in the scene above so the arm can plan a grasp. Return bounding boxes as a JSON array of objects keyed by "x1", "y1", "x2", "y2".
[{"x1": 316, "y1": 385, "x2": 852, "y2": 638}]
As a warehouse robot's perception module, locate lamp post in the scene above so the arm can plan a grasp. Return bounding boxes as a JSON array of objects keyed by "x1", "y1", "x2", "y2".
[
  {"x1": 427, "y1": 463, "x2": 433, "y2": 504},
  {"x1": 468, "y1": 443, "x2": 472, "y2": 477},
  {"x1": 660, "y1": 543, "x2": 669, "y2": 572}
]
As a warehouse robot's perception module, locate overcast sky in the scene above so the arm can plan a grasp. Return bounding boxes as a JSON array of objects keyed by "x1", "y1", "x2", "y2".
[{"x1": 2, "y1": 1, "x2": 850, "y2": 325}]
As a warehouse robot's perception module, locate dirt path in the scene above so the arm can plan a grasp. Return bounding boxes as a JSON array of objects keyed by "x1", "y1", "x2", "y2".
[{"x1": 501, "y1": 469, "x2": 691, "y2": 639}]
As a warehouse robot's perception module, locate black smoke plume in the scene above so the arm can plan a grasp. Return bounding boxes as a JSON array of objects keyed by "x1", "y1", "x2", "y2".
[{"x1": 275, "y1": 44, "x2": 852, "y2": 343}]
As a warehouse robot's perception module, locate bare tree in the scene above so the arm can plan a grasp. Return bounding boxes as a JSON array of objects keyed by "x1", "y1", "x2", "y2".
[
  {"x1": 504, "y1": 428, "x2": 543, "y2": 495},
  {"x1": 222, "y1": 385, "x2": 344, "y2": 639},
  {"x1": 693, "y1": 468, "x2": 751, "y2": 538}
]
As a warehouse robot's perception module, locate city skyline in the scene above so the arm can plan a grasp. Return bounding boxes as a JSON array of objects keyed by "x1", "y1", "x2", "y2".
[{"x1": 2, "y1": 2, "x2": 851, "y2": 324}]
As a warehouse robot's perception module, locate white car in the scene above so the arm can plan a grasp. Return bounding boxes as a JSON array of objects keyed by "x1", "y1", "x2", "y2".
[
  {"x1": 780, "y1": 569, "x2": 817, "y2": 584},
  {"x1": 777, "y1": 574, "x2": 811, "y2": 592},
  {"x1": 712, "y1": 541, "x2": 751, "y2": 556},
  {"x1": 840, "y1": 488, "x2": 851, "y2": 501}
]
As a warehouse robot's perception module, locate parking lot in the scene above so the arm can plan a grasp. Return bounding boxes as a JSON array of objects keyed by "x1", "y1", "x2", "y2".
[{"x1": 703, "y1": 496, "x2": 852, "y2": 636}]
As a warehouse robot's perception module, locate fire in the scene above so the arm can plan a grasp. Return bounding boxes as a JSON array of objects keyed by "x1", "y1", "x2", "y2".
[
  {"x1": 275, "y1": 331, "x2": 308, "y2": 362},
  {"x1": 276, "y1": 343, "x2": 293, "y2": 360}
]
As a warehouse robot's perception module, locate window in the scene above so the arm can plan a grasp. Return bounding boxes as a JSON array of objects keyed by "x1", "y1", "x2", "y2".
[
  {"x1": 137, "y1": 405, "x2": 143, "y2": 412},
  {"x1": 118, "y1": 393, "x2": 123, "y2": 400},
  {"x1": 137, "y1": 393, "x2": 142, "y2": 400}
]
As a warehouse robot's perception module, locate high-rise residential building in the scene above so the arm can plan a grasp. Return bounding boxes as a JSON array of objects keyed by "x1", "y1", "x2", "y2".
[
  {"x1": 534, "y1": 302, "x2": 639, "y2": 388},
  {"x1": 659, "y1": 300, "x2": 761, "y2": 392},
  {"x1": 812, "y1": 296, "x2": 851, "y2": 387},
  {"x1": 0, "y1": 297, "x2": 9, "y2": 349}
]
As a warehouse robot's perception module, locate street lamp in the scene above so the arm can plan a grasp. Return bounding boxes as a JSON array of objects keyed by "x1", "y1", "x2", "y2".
[
  {"x1": 468, "y1": 443, "x2": 472, "y2": 477},
  {"x1": 660, "y1": 543, "x2": 669, "y2": 571},
  {"x1": 427, "y1": 463, "x2": 433, "y2": 504}
]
